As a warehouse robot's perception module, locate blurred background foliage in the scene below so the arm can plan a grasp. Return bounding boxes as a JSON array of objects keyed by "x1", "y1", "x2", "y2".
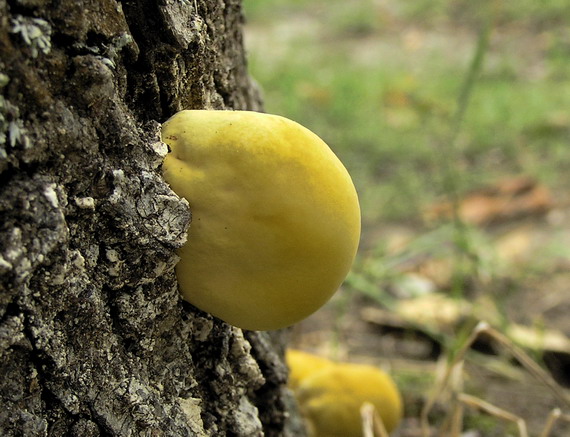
[
  {"x1": 242, "y1": 0, "x2": 570, "y2": 434},
  {"x1": 243, "y1": 0, "x2": 570, "y2": 223},
  {"x1": 242, "y1": 0, "x2": 570, "y2": 299}
]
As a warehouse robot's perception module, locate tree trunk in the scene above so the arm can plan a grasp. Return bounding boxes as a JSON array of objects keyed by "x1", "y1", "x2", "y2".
[{"x1": 0, "y1": 1, "x2": 302, "y2": 435}]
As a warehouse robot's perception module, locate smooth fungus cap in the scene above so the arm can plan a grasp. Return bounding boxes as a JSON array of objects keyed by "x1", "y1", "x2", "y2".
[{"x1": 161, "y1": 110, "x2": 361, "y2": 330}]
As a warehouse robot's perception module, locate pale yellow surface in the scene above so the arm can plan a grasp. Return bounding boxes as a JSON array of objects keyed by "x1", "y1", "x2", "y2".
[
  {"x1": 286, "y1": 349, "x2": 334, "y2": 390},
  {"x1": 286, "y1": 350, "x2": 403, "y2": 436},
  {"x1": 161, "y1": 110, "x2": 361, "y2": 330}
]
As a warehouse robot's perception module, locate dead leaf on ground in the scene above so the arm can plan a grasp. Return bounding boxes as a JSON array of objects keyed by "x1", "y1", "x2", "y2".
[
  {"x1": 494, "y1": 224, "x2": 535, "y2": 265},
  {"x1": 424, "y1": 176, "x2": 554, "y2": 226},
  {"x1": 361, "y1": 293, "x2": 570, "y2": 357}
]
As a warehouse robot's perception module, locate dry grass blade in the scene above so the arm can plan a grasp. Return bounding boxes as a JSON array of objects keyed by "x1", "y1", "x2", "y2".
[
  {"x1": 420, "y1": 321, "x2": 488, "y2": 436},
  {"x1": 458, "y1": 393, "x2": 528, "y2": 437},
  {"x1": 361, "y1": 402, "x2": 375, "y2": 437},
  {"x1": 539, "y1": 408, "x2": 570, "y2": 437},
  {"x1": 447, "y1": 396, "x2": 465, "y2": 437},
  {"x1": 360, "y1": 402, "x2": 389, "y2": 437},
  {"x1": 481, "y1": 325, "x2": 570, "y2": 409},
  {"x1": 420, "y1": 321, "x2": 570, "y2": 436}
]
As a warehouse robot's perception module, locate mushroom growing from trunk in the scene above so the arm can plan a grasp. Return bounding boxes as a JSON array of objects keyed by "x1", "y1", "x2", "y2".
[{"x1": 161, "y1": 110, "x2": 360, "y2": 331}]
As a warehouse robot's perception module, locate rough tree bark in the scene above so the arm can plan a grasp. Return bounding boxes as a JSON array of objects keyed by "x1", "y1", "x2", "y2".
[{"x1": 0, "y1": 1, "x2": 304, "y2": 435}]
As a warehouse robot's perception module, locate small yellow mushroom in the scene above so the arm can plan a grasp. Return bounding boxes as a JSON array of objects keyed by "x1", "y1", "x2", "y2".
[
  {"x1": 286, "y1": 349, "x2": 335, "y2": 390},
  {"x1": 161, "y1": 110, "x2": 360, "y2": 330},
  {"x1": 286, "y1": 349, "x2": 403, "y2": 436}
]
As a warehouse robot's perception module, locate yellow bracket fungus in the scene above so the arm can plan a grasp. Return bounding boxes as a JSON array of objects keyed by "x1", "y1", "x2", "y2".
[
  {"x1": 286, "y1": 349, "x2": 403, "y2": 436},
  {"x1": 161, "y1": 110, "x2": 360, "y2": 330}
]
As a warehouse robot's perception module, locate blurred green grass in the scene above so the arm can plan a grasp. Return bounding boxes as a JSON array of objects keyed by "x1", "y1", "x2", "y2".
[
  {"x1": 243, "y1": 3, "x2": 570, "y2": 430},
  {"x1": 243, "y1": 0, "x2": 570, "y2": 225}
]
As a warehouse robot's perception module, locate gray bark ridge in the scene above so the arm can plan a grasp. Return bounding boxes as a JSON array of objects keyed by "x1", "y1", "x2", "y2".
[{"x1": 0, "y1": 1, "x2": 294, "y2": 436}]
